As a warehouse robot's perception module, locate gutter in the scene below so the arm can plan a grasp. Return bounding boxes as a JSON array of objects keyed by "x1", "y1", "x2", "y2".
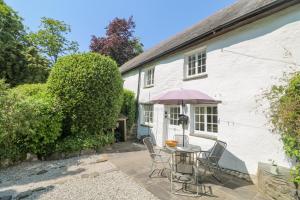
[
  {"x1": 121, "y1": 0, "x2": 300, "y2": 74},
  {"x1": 135, "y1": 68, "x2": 142, "y2": 135}
]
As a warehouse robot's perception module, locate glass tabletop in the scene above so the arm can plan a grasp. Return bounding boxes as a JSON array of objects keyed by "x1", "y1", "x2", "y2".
[{"x1": 164, "y1": 144, "x2": 201, "y2": 153}]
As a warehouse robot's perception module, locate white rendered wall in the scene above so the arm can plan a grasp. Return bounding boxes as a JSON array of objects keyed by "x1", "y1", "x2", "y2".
[
  {"x1": 122, "y1": 4, "x2": 300, "y2": 174},
  {"x1": 122, "y1": 69, "x2": 139, "y2": 97}
]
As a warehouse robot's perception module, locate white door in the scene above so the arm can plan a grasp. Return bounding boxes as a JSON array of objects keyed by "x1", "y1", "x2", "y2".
[{"x1": 165, "y1": 105, "x2": 182, "y2": 141}]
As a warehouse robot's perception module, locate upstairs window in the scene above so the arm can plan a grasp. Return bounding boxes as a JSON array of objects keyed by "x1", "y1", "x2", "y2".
[
  {"x1": 194, "y1": 105, "x2": 218, "y2": 133},
  {"x1": 185, "y1": 49, "x2": 206, "y2": 78},
  {"x1": 144, "y1": 67, "x2": 155, "y2": 87}
]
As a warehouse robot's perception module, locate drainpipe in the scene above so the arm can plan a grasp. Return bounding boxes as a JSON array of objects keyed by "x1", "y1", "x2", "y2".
[{"x1": 135, "y1": 68, "x2": 142, "y2": 138}]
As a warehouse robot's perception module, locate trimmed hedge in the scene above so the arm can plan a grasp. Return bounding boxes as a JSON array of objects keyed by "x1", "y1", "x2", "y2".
[
  {"x1": 0, "y1": 83, "x2": 63, "y2": 159},
  {"x1": 47, "y1": 53, "x2": 123, "y2": 136},
  {"x1": 121, "y1": 89, "x2": 136, "y2": 131}
]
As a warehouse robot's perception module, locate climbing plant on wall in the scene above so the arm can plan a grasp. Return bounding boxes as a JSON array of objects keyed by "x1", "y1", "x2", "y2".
[{"x1": 264, "y1": 71, "x2": 300, "y2": 189}]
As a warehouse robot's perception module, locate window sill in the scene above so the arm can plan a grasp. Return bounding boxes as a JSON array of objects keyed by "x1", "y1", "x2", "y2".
[
  {"x1": 183, "y1": 73, "x2": 208, "y2": 81},
  {"x1": 144, "y1": 85, "x2": 154, "y2": 89},
  {"x1": 141, "y1": 123, "x2": 153, "y2": 128},
  {"x1": 190, "y1": 132, "x2": 217, "y2": 141}
]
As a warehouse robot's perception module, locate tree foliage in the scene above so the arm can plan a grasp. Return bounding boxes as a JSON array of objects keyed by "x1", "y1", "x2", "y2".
[
  {"x1": 27, "y1": 17, "x2": 79, "y2": 64},
  {"x1": 90, "y1": 16, "x2": 143, "y2": 66},
  {"x1": 121, "y1": 89, "x2": 136, "y2": 131},
  {"x1": 0, "y1": 0, "x2": 27, "y2": 85},
  {"x1": 265, "y1": 72, "x2": 300, "y2": 185},
  {"x1": 0, "y1": 1, "x2": 50, "y2": 86},
  {"x1": 47, "y1": 53, "x2": 123, "y2": 136}
]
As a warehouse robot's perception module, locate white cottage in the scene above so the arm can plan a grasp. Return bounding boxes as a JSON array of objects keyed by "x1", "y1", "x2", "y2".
[{"x1": 121, "y1": 0, "x2": 300, "y2": 175}]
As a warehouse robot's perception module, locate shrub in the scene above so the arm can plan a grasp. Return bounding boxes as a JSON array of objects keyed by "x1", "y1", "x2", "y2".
[
  {"x1": 0, "y1": 80, "x2": 24, "y2": 162},
  {"x1": 121, "y1": 89, "x2": 136, "y2": 131},
  {"x1": 0, "y1": 83, "x2": 63, "y2": 158},
  {"x1": 54, "y1": 132, "x2": 114, "y2": 153},
  {"x1": 47, "y1": 53, "x2": 123, "y2": 136},
  {"x1": 265, "y1": 72, "x2": 300, "y2": 185}
]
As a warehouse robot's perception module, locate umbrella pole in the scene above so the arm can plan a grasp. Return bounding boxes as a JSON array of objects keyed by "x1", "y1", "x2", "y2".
[{"x1": 182, "y1": 100, "x2": 185, "y2": 147}]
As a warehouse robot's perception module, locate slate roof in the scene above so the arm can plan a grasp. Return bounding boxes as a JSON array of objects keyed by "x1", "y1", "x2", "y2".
[{"x1": 120, "y1": 0, "x2": 299, "y2": 74}]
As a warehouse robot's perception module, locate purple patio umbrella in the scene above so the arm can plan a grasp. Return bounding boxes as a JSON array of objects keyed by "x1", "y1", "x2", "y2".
[{"x1": 151, "y1": 89, "x2": 221, "y2": 147}]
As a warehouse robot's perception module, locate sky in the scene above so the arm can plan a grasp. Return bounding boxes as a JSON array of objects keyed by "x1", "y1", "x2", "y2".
[{"x1": 5, "y1": 0, "x2": 236, "y2": 52}]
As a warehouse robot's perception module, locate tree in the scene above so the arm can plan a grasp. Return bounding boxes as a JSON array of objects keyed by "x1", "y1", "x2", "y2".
[
  {"x1": 0, "y1": 0, "x2": 27, "y2": 86},
  {"x1": 27, "y1": 17, "x2": 79, "y2": 64},
  {"x1": 22, "y1": 46, "x2": 50, "y2": 83},
  {"x1": 0, "y1": 1, "x2": 50, "y2": 86},
  {"x1": 90, "y1": 16, "x2": 143, "y2": 66}
]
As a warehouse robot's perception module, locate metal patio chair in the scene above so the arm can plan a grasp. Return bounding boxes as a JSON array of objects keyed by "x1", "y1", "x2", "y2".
[
  {"x1": 143, "y1": 137, "x2": 170, "y2": 178},
  {"x1": 170, "y1": 150, "x2": 202, "y2": 197},
  {"x1": 197, "y1": 140, "x2": 227, "y2": 182}
]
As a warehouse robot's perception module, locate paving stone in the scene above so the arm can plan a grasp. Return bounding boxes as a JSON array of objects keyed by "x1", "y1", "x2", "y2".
[
  {"x1": 54, "y1": 179, "x2": 67, "y2": 185},
  {"x1": 32, "y1": 186, "x2": 46, "y2": 192},
  {"x1": 0, "y1": 195, "x2": 12, "y2": 200},
  {"x1": 81, "y1": 174, "x2": 89, "y2": 179},
  {"x1": 95, "y1": 157, "x2": 108, "y2": 163},
  {"x1": 36, "y1": 169, "x2": 48, "y2": 175},
  {"x1": 89, "y1": 172, "x2": 100, "y2": 178},
  {"x1": 15, "y1": 191, "x2": 32, "y2": 200}
]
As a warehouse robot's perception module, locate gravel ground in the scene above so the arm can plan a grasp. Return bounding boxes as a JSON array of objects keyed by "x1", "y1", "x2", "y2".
[
  {"x1": 0, "y1": 154, "x2": 159, "y2": 200},
  {"x1": 31, "y1": 171, "x2": 158, "y2": 200}
]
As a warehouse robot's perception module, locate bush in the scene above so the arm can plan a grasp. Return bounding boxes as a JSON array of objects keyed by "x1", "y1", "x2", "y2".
[
  {"x1": 265, "y1": 72, "x2": 300, "y2": 185},
  {"x1": 0, "y1": 80, "x2": 24, "y2": 162},
  {"x1": 54, "y1": 132, "x2": 114, "y2": 153},
  {"x1": 47, "y1": 53, "x2": 123, "y2": 136},
  {"x1": 0, "y1": 83, "x2": 63, "y2": 158},
  {"x1": 121, "y1": 89, "x2": 136, "y2": 131}
]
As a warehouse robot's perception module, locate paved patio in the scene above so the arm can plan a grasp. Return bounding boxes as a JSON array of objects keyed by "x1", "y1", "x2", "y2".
[{"x1": 105, "y1": 141, "x2": 268, "y2": 200}]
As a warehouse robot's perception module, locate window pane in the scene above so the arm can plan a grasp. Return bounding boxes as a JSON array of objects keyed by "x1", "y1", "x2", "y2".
[
  {"x1": 195, "y1": 115, "x2": 200, "y2": 122},
  {"x1": 207, "y1": 124, "x2": 212, "y2": 132},
  {"x1": 207, "y1": 115, "x2": 211, "y2": 123},
  {"x1": 202, "y1": 65, "x2": 206, "y2": 73},
  {"x1": 213, "y1": 124, "x2": 218, "y2": 133},
  {"x1": 213, "y1": 116, "x2": 218, "y2": 123},
  {"x1": 207, "y1": 107, "x2": 212, "y2": 114},
  {"x1": 200, "y1": 123, "x2": 205, "y2": 131},
  {"x1": 213, "y1": 107, "x2": 217, "y2": 114},
  {"x1": 200, "y1": 107, "x2": 204, "y2": 114},
  {"x1": 195, "y1": 123, "x2": 200, "y2": 130},
  {"x1": 200, "y1": 115, "x2": 204, "y2": 122}
]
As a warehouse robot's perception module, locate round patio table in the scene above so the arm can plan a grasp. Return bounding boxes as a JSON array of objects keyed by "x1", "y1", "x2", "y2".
[{"x1": 164, "y1": 144, "x2": 202, "y2": 197}]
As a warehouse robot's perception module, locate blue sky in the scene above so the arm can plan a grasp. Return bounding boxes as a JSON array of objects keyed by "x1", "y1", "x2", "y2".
[{"x1": 6, "y1": 0, "x2": 236, "y2": 52}]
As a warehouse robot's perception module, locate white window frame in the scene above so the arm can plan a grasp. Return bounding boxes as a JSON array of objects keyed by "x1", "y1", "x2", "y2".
[
  {"x1": 144, "y1": 67, "x2": 155, "y2": 88},
  {"x1": 184, "y1": 48, "x2": 207, "y2": 79},
  {"x1": 169, "y1": 106, "x2": 181, "y2": 126},
  {"x1": 141, "y1": 104, "x2": 153, "y2": 126},
  {"x1": 193, "y1": 104, "x2": 218, "y2": 134}
]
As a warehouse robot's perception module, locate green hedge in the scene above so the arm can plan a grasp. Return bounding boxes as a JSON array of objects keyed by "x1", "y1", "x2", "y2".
[
  {"x1": 54, "y1": 132, "x2": 114, "y2": 153},
  {"x1": 0, "y1": 83, "x2": 63, "y2": 158},
  {"x1": 121, "y1": 89, "x2": 136, "y2": 131},
  {"x1": 47, "y1": 53, "x2": 123, "y2": 136}
]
